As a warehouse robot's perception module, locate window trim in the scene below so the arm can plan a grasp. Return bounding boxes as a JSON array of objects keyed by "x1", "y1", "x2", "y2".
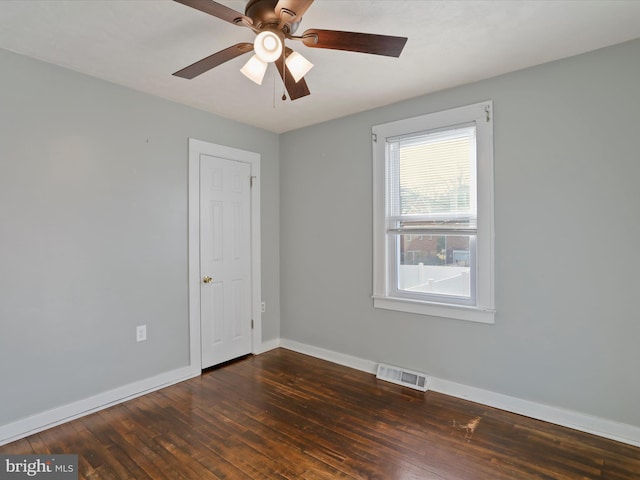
[{"x1": 372, "y1": 101, "x2": 495, "y2": 323}]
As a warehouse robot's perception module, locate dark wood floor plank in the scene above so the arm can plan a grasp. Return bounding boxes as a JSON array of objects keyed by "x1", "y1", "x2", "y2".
[
  {"x1": 2, "y1": 348, "x2": 640, "y2": 479},
  {"x1": 25, "y1": 434, "x2": 48, "y2": 454},
  {"x1": 0, "y1": 437, "x2": 35, "y2": 454}
]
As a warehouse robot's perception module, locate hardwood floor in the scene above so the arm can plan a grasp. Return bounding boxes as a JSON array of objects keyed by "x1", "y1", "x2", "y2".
[{"x1": 2, "y1": 348, "x2": 639, "y2": 479}]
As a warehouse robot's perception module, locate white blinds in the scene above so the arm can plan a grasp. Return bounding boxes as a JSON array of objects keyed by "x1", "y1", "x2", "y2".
[{"x1": 386, "y1": 123, "x2": 477, "y2": 235}]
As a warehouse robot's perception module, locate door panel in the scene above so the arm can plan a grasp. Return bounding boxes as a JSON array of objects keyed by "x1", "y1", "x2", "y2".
[{"x1": 200, "y1": 154, "x2": 252, "y2": 368}]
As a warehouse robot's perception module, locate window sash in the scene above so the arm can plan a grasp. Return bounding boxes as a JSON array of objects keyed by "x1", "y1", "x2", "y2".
[
  {"x1": 387, "y1": 214, "x2": 477, "y2": 236},
  {"x1": 388, "y1": 232, "x2": 477, "y2": 306},
  {"x1": 386, "y1": 123, "x2": 477, "y2": 220}
]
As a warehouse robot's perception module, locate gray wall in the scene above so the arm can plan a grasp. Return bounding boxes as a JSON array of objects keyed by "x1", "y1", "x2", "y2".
[
  {"x1": 280, "y1": 38, "x2": 640, "y2": 428},
  {"x1": 0, "y1": 48, "x2": 280, "y2": 425}
]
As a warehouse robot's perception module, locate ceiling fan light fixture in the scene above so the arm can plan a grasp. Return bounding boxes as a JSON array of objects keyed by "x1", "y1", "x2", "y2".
[
  {"x1": 253, "y1": 30, "x2": 283, "y2": 63},
  {"x1": 173, "y1": 0, "x2": 409, "y2": 101},
  {"x1": 240, "y1": 55, "x2": 268, "y2": 85},
  {"x1": 285, "y1": 51, "x2": 314, "y2": 83}
]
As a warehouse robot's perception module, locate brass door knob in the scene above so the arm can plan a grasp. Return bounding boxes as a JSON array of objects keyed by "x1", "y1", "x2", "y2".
[{"x1": 203, "y1": 276, "x2": 213, "y2": 284}]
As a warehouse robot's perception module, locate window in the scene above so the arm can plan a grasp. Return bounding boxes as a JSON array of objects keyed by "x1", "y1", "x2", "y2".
[{"x1": 372, "y1": 101, "x2": 495, "y2": 323}]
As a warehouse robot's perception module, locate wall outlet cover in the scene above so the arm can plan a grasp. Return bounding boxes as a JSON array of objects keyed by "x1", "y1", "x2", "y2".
[{"x1": 136, "y1": 325, "x2": 147, "y2": 342}]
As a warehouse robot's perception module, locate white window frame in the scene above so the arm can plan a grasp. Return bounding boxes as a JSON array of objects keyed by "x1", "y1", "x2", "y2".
[{"x1": 372, "y1": 101, "x2": 495, "y2": 323}]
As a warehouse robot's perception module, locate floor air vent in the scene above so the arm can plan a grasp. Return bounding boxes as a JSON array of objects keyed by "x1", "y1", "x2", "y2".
[{"x1": 376, "y1": 363, "x2": 430, "y2": 392}]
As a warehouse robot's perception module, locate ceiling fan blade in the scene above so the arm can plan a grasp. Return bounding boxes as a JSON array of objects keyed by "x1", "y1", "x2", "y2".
[
  {"x1": 173, "y1": 43, "x2": 253, "y2": 79},
  {"x1": 302, "y1": 29, "x2": 407, "y2": 57},
  {"x1": 275, "y1": 0, "x2": 314, "y2": 23},
  {"x1": 174, "y1": 0, "x2": 250, "y2": 26},
  {"x1": 276, "y1": 48, "x2": 311, "y2": 100}
]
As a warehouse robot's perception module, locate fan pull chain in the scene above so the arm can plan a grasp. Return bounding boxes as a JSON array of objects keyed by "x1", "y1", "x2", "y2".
[{"x1": 280, "y1": 53, "x2": 287, "y2": 101}]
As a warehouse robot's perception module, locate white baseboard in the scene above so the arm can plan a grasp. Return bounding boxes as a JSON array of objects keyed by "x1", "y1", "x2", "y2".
[
  {"x1": 0, "y1": 365, "x2": 200, "y2": 447},
  {"x1": 280, "y1": 338, "x2": 640, "y2": 448},
  {"x1": 255, "y1": 338, "x2": 281, "y2": 354},
  {"x1": 281, "y1": 339, "x2": 378, "y2": 374}
]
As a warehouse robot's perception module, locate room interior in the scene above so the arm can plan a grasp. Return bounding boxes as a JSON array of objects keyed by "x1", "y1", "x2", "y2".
[{"x1": 1, "y1": 0, "x2": 640, "y2": 465}]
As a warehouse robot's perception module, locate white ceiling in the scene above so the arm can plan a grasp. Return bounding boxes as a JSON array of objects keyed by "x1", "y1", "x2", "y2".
[{"x1": 1, "y1": 0, "x2": 640, "y2": 133}]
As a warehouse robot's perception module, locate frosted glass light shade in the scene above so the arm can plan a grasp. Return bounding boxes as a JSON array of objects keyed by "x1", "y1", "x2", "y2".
[
  {"x1": 240, "y1": 55, "x2": 268, "y2": 85},
  {"x1": 253, "y1": 31, "x2": 283, "y2": 63},
  {"x1": 285, "y1": 51, "x2": 314, "y2": 82}
]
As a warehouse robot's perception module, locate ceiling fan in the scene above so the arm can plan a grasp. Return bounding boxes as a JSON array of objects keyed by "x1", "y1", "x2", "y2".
[{"x1": 172, "y1": 0, "x2": 408, "y2": 100}]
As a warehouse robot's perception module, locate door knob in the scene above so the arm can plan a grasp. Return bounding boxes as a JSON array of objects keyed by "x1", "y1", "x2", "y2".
[{"x1": 203, "y1": 276, "x2": 213, "y2": 284}]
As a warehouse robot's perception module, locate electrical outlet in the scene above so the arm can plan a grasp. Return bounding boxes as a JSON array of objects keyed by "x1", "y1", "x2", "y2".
[
  {"x1": 261, "y1": 301, "x2": 266, "y2": 313},
  {"x1": 136, "y1": 325, "x2": 147, "y2": 342}
]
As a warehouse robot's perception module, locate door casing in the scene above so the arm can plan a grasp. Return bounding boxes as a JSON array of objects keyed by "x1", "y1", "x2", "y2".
[{"x1": 188, "y1": 138, "x2": 261, "y2": 370}]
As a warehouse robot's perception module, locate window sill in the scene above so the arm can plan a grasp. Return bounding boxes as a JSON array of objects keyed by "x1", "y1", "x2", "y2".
[{"x1": 373, "y1": 295, "x2": 495, "y2": 324}]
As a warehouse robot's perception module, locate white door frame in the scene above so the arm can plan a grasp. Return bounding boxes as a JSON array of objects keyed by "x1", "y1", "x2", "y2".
[{"x1": 188, "y1": 138, "x2": 261, "y2": 370}]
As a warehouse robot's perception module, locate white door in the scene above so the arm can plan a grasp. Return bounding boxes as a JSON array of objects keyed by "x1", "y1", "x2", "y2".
[{"x1": 200, "y1": 154, "x2": 253, "y2": 368}]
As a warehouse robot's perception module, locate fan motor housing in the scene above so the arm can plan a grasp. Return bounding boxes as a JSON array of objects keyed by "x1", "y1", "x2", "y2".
[
  {"x1": 245, "y1": 0, "x2": 298, "y2": 33},
  {"x1": 245, "y1": 0, "x2": 279, "y2": 29}
]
